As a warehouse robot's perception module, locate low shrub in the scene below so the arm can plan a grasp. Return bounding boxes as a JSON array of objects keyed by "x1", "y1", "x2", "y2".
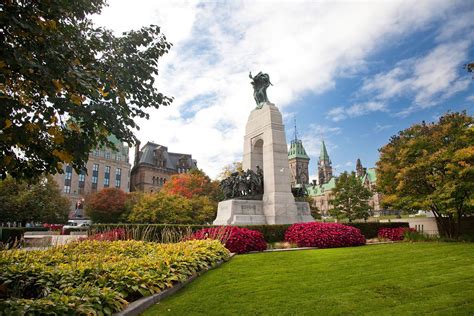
[
  {"x1": 346, "y1": 222, "x2": 410, "y2": 239},
  {"x1": 285, "y1": 222, "x2": 366, "y2": 248},
  {"x1": 239, "y1": 225, "x2": 291, "y2": 243},
  {"x1": 0, "y1": 239, "x2": 229, "y2": 314},
  {"x1": 192, "y1": 226, "x2": 267, "y2": 254},
  {"x1": 378, "y1": 227, "x2": 417, "y2": 241}
]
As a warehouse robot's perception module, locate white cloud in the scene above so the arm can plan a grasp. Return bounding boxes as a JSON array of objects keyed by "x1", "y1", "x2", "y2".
[
  {"x1": 361, "y1": 40, "x2": 472, "y2": 116},
  {"x1": 374, "y1": 123, "x2": 393, "y2": 133},
  {"x1": 93, "y1": 0, "x2": 458, "y2": 178},
  {"x1": 327, "y1": 102, "x2": 387, "y2": 122},
  {"x1": 467, "y1": 95, "x2": 474, "y2": 102}
]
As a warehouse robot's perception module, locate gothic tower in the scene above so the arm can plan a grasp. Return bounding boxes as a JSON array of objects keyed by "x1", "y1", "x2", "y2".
[
  {"x1": 288, "y1": 123, "x2": 310, "y2": 186},
  {"x1": 356, "y1": 158, "x2": 366, "y2": 177},
  {"x1": 317, "y1": 141, "x2": 333, "y2": 185}
]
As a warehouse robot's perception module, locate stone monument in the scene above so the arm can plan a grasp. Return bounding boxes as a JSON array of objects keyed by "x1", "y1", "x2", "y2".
[{"x1": 213, "y1": 72, "x2": 314, "y2": 225}]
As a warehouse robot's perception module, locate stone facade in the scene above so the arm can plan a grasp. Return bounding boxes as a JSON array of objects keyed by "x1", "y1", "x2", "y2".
[
  {"x1": 52, "y1": 135, "x2": 131, "y2": 216},
  {"x1": 130, "y1": 141, "x2": 197, "y2": 193}
]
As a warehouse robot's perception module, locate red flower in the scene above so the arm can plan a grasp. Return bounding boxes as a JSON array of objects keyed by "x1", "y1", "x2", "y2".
[
  {"x1": 284, "y1": 222, "x2": 366, "y2": 248},
  {"x1": 191, "y1": 226, "x2": 267, "y2": 254}
]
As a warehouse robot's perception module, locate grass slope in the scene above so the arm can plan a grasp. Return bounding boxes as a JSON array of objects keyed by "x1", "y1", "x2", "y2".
[{"x1": 144, "y1": 243, "x2": 474, "y2": 315}]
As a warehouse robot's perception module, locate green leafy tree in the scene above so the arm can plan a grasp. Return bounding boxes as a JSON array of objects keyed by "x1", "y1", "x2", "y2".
[
  {"x1": 376, "y1": 111, "x2": 473, "y2": 238},
  {"x1": 0, "y1": 176, "x2": 70, "y2": 224},
  {"x1": 1, "y1": 0, "x2": 172, "y2": 180},
  {"x1": 189, "y1": 196, "x2": 217, "y2": 224},
  {"x1": 85, "y1": 188, "x2": 128, "y2": 223},
  {"x1": 330, "y1": 172, "x2": 372, "y2": 222},
  {"x1": 127, "y1": 192, "x2": 193, "y2": 224}
]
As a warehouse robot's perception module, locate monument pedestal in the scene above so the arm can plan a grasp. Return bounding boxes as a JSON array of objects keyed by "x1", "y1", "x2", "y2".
[
  {"x1": 213, "y1": 199, "x2": 312, "y2": 225},
  {"x1": 213, "y1": 102, "x2": 314, "y2": 225}
]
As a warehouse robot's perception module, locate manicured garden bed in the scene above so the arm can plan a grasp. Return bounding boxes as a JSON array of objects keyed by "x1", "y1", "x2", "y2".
[
  {"x1": 0, "y1": 239, "x2": 229, "y2": 314},
  {"x1": 145, "y1": 242, "x2": 474, "y2": 315}
]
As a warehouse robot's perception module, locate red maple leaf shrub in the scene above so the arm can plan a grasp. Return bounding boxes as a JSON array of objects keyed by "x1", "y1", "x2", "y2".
[
  {"x1": 378, "y1": 227, "x2": 416, "y2": 241},
  {"x1": 284, "y1": 222, "x2": 366, "y2": 248},
  {"x1": 191, "y1": 226, "x2": 267, "y2": 254},
  {"x1": 80, "y1": 228, "x2": 127, "y2": 242}
]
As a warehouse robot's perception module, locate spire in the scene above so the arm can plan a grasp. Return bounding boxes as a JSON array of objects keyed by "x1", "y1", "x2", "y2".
[
  {"x1": 288, "y1": 118, "x2": 309, "y2": 160},
  {"x1": 356, "y1": 158, "x2": 366, "y2": 177},
  {"x1": 320, "y1": 140, "x2": 330, "y2": 161}
]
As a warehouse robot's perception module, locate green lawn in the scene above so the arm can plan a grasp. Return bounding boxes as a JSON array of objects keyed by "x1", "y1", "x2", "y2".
[{"x1": 144, "y1": 243, "x2": 474, "y2": 315}]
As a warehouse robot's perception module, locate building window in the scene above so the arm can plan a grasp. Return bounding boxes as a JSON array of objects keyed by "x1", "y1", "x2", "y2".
[
  {"x1": 104, "y1": 178, "x2": 110, "y2": 187},
  {"x1": 115, "y1": 154, "x2": 121, "y2": 161},
  {"x1": 93, "y1": 150, "x2": 99, "y2": 156},
  {"x1": 93, "y1": 164, "x2": 99, "y2": 172},
  {"x1": 105, "y1": 152, "x2": 111, "y2": 159},
  {"x1": 78, "y1": 173, "x2": 85, "y2": 182},
  {"x1": 115, "y1": 179, "x2": 121, "y2": 188},
  {"x1": 65, "y1": 165, "x2": 73, "y2": 180},
  {"x1": 116, "y1": 168, "x2": 121, "y2": 176},
  {"x1": 92, "y1": 176, "x2": 98, "y2": 184},
  {"x1": 105, "y1": 166, "x2": 111, "y2": 176},
  {"x1": 64, "y1": 185, "x2": 71, "y2": 194}
]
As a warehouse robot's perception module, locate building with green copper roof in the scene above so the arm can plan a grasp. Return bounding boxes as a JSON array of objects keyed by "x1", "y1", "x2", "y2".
[{"x1": 287, "y1": 137, "x2": 382, "y2": 216}]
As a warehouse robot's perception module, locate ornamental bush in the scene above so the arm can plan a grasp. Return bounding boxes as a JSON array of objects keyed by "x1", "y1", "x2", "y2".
[
  {"x1": 378, "y1": 227, "x2": 416, "y2": 241},
  {"x1": 191, "y1": 226, "x2": 267, "y2": 254},
  {"x1": 285, "y1": 222, "x2": 366, "y2": 248}
]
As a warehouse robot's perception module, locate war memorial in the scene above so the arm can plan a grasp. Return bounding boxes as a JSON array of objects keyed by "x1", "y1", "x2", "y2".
[{"x1": 213, "y1": 72, "x2": 314, "y2": 225}]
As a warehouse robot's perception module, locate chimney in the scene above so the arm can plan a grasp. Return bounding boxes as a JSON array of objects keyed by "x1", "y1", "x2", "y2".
[{"x1": 134, "y1": 140, "x2": 141, "y2": 167}]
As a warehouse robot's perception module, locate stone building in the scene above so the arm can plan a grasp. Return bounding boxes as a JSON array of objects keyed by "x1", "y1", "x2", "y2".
[
  {"x1": 288, "y1": 136, "x2": 310, "y2": 186},
  {"x1": 53, "y1": 135, "x2": 131, "y2": 216},
  {"x1": 289, "y1": 140, "x2": 382, "y2": 216},
  {"x1": 130, "y1": 141, "x2": 197, "y2": 193}
]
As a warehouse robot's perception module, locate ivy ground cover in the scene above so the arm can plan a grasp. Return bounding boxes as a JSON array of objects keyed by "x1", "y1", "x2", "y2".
[
  {"x1": 0, "y1": 240, "x2": 229, "y2": 315},
  {"x1": 145, "y1": 242, "x2": 474, "y2": 315}
]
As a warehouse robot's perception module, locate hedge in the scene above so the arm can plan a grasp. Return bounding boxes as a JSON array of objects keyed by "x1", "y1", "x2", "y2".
[
  {"x1": 345, "y1": 222, "x2": 409, "y2": 239},
  {"x1": 25, "y1": 227, "x2": 49, "y2": 232},
  {"x1": 0, "y1": 228, "x2": 25, "y2": 246},
  {"x1": 91, "y1": 222, "x2": 409, "y2": 242}
]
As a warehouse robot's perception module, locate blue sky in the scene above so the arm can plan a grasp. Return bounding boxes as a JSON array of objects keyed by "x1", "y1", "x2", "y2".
[{"x1": 94, "y1": 0, "x2": 474, "y2": 179}]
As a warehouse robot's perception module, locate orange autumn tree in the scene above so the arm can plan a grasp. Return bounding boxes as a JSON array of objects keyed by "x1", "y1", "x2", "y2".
[
  {"x1": 161, "y1": 169, "x2": 220, "y2": 199},
  {"x1": 85, "y1": 188, "x2": 128, "y2": 223},
  {"x1": 159, "y1": 169, "x2": 222, "y2": 224}
]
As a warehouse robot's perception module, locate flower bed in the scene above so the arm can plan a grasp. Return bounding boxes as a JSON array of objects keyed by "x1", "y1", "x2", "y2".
[
  {"x1": 0, "y1": 239, "x2": 229, "y2": 315},
  {"x1": 285, "y1": 222, "x2": 366, "y2": 248},
  {"x1": 191, "y1": 226, "x2": 267, "y2": 254},
  {"x1": 378, "y1": 227, "x2": 417, "y2": 241}
]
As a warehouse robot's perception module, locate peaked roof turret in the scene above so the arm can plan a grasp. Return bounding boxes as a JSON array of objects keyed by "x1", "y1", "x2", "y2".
[
  {"x1": 319, "y1": 141, "x2": 330, "y2": 161},
  {"x1": 288, "y1": 139, "x2": 310, "y2": 160}
]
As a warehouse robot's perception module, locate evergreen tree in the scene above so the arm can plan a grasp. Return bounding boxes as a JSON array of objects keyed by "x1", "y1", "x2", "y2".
[{"x1": 330, "y1": 172, "x2": 372, "y2": 222}]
